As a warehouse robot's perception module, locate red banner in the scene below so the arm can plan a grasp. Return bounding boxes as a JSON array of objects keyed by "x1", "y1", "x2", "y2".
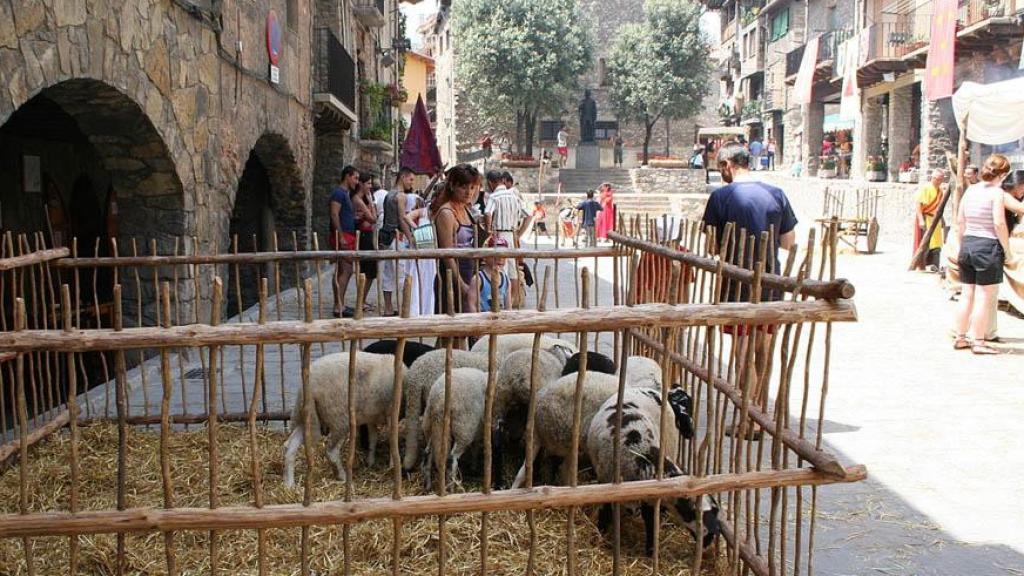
[
  {"x1": 794, "y1": 36, "x2": 820, "y2": 106},
  {"x1": 924, "y1": 0, "x2": 958, "y2": 100}
]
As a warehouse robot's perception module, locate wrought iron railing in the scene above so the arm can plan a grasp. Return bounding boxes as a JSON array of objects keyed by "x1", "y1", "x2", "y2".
[
  {"x1": 315, "y1": 27, "x2": 357, "y2": 113},
  {"x1": 785, "y1": 43, "x2": 805, "y2": 77}
]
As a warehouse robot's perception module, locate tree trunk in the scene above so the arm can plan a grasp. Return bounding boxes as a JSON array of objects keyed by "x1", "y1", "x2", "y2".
[
  {"x1": 664, "y1": 117, "x2": 671, "y2": 157},
  {"x1": 515, "y1": 110, "x2": 525, "y2": 154},
  {"x1": 642, "y1": 118, "x2": 654, "y2": 166},
  {"x1": 525, "y1": 109, "x2": 537, "y2": 158}
]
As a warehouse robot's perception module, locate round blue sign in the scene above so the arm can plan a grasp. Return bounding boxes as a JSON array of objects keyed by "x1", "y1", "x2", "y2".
[{"x1": 266, "y1": 11, "x2": 282, "y2": 66}]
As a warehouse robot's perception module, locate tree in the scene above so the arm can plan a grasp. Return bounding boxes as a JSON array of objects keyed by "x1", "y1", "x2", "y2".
[
  {"x1": 607, "y1": 0, "x2": 712, "y2": 165},
  {"x1": 452, "y1": 0, "x2": 593, "y2": 156}
]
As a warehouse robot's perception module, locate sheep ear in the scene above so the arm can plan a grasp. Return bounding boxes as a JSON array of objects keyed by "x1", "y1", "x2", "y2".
[{"x1": 552, "y1": 345, "x2": 572, "y2": 363}]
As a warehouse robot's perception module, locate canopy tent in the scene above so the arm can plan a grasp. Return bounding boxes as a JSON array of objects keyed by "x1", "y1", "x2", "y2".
[
  {"x1": 823, "y1": 114, "x2": 855, "y2": 132},
  {"x1": 697, "y1": 126, "x2": 747, "y2": 137},
  {"x1": 952, "y1": 78, "x2": 1024, "y2": 146}
]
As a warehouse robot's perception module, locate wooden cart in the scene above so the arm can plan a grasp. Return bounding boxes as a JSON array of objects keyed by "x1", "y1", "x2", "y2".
[{"x1": 816, "y1": 187, "x2": 881, "y2": 254}]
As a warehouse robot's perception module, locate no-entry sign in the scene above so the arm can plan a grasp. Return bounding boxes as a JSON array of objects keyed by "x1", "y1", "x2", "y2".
[{"x1": 266, "y1": 10, "x2": 282, "y2": 84}]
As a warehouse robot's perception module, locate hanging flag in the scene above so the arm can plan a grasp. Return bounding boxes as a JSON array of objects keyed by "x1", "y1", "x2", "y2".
[
  {"x1": 399, "y1": 95, "x2": 443, "y2": 175},
  {"x1": 839, "y1": 38, "x2": 860, "y2": 121},
  {"x1": 794, "y1": 36, "x2": 820, "y2": 105},
  {"x1": 924, "y1": 0, "x2": 958, "y2": 100}
]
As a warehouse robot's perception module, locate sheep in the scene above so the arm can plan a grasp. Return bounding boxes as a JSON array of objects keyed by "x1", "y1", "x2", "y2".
[
  {"x1": 420, "y1": 368, "x2": 488, "y2": 491},
  {"x1": 470, "y1": 333, "x2": 577, "y2": 360},
  {"x1": 402, "y1": 349, "x2": 490, "y2": 471},
  {"x1": 282, "y1": 351, "x2": 398, "y2": 488},
  {"x1": 560, "y1": 353, "x2": 664, "y2": 388},
  {"x1": 586, "y1": 388, "x2": 719, "y2": 554},
  {"x1": 510, "y1": 371, "x2": 660, "y2": 489},
  {"x1": 363, "y1": 339, "x2": 436, "y2": 367}
]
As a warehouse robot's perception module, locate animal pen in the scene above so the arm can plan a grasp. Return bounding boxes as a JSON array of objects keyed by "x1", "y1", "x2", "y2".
[{"x1": 0, "y1": 221, "x2": 865, "y2": 575}]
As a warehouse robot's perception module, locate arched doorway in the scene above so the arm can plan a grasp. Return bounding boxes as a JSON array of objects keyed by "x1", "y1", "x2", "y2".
[{"x1": 228, "y1": 134, "x2": 306, "y2": 317}]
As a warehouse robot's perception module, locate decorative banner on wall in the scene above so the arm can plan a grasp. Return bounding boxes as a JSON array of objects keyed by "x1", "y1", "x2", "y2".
[
  {"x1": 924, "y1": 0, "x2": 957, "y2": 100},
  {"x1": 839, "y1": 38, "x2": 860, "y2": 121},
  {"x1": 794, "y1": 36, "x2": 820, "y2": 106},
  {"x1": 266, "y1": 10, "x2": 282, "y2": 85}
]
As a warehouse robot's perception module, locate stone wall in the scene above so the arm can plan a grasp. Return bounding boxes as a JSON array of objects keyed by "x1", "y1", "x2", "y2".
[{"x1": 629, "y1": 168, "x2": 708, "y2": 195}]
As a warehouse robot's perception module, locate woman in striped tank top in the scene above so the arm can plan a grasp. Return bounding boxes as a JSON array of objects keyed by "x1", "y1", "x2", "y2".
[{"x1": 954, "y1": 154, "x2": 1012, "y2": 355}]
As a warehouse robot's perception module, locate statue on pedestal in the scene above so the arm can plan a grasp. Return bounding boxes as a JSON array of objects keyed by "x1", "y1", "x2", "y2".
[{"x1": 579, "y1": 89, "x2": 598, "y2": 143}]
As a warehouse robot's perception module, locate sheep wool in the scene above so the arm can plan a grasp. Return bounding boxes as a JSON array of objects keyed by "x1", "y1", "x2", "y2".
[{"x1": 421, "y1": 367, "x2": 488, "y2": 491}]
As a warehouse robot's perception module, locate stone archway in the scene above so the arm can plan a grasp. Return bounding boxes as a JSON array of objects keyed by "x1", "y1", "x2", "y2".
[
  {"x1": 0, "y1": 79, "x2": 185, "y2": 324},
  {"x1": 227, "y1": 133, "x2": 306, "y2": 316}
]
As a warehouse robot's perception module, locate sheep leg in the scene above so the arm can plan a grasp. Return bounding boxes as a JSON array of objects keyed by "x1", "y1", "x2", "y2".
[
  {"x1": 511, "y1": 443, "x2": 540, "y2": 489},
  {"x1": 448, "y1": 444, "x2": 465, "y2": 491},
  {"x1": 596, "y1": 503, "x2": 614, "y2": 538},
  {"x1": 365, "y1": 425, "x2": 378, "y2": 468},
  {"x1": 281, "y1": 425, "x2": 304, "y2": 488},
  {"x1": 326, "y1": 436, "x2": 347, "y2": 482},
  {"x1": 421, "y1": 444, "x2": 434, "y2": 492},
  {"x1": 641, "y1": 502, "x2": 656, "y2": 557}
]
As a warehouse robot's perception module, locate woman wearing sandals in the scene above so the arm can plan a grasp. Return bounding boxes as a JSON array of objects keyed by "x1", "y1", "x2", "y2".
[{"x1": 954, "y1": 154, "x2": 1013, "y2": 355}]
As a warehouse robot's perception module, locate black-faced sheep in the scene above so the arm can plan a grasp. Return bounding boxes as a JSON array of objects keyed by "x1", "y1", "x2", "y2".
[
  {"x1": 420, "y1": 367, "x2": 488, "y2": 491},
  {"x1": 363, "y1": 339, "x2": 436, "y2": 367},
  {"x1": 586, "y1": 388, "x2": 719, "y2": 554},
  {"x1": 282, "y1": 351, "x2": 400, "y2": 488},
  {"x1": 509, "y1": 371, "x2": 660, "y2": 489}
]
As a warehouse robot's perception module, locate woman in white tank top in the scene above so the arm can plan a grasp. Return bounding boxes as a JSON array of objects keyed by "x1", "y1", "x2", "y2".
[{"x1": 953, "y1": 154, "x2": 1012, "y2": 355}]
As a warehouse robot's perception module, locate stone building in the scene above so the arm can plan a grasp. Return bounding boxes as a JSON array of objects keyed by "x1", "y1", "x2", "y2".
[
  {"x1": 0, "y1": 0, "x2": 407, "y2": 321},
  {"x1": 709, "y1": 0, "x2": 1024, "y2": 179}
]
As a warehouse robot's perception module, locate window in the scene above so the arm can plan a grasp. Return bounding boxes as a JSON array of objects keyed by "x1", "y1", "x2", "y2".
[
  {"x1": 769, "y1": 9, "x2": 789, "y2": 42},
  {"x1": 594, "y1": 121, "x2": 619, "y2": 140},
  {"x1": 540, "y1": 121, "x2": 562, "y2": 141}
]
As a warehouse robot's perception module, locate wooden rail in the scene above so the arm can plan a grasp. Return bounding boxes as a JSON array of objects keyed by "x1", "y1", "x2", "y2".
[
  {"x1": 609, "y1": 232, "x2": 856, "y2": 300},
  {"x1": 0, "y1": 465, "x2": 867, "y2": 538},
  {"x1": 54, "y1": 247, "x2": 622, "y2": 268},
  {"x1": 0, "y1": 247, "x2": 70, "y2": 271},
  {"x1": 0, "y1": 411, "x2": 69, "y2": 464},
  {"x1": 630, "y1": 330, "x2": 849, "y2": 478},
  {"x1": 0, "y1": 300, "x2": 858, "y2": 353}
]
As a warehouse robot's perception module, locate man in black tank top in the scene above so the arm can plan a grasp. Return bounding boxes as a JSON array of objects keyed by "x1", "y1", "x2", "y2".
[{"x1": 380, "y1": 167, "x2": 417, "y2": 315}]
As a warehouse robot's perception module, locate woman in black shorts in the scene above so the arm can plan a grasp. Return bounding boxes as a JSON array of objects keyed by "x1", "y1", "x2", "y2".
[{"x1": 953, "y1": 154, "x2": 1012, "y2": 355}]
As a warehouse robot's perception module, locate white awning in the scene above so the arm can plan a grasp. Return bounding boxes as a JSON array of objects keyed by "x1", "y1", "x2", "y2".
[
  {"x1": 697, "y1": 126, "x2": 747, "y2": 137},
  {"x1": 952, "y1": 78, "x2": 1024, "y2": 145}
]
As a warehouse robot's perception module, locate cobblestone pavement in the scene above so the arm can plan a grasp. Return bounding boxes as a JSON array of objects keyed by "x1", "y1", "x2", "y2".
[{"x1": 104, "y1": 233, "x2": 1024, "y2": 574}]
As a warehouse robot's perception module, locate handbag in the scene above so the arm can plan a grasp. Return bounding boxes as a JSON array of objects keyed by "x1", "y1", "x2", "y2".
[{"x1": 412, "y1": 221, "x2": 436, "y2": 250}]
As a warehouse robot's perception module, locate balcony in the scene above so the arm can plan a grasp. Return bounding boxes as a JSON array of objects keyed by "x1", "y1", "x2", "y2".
[
  {"x1": 353, "y1": 0, "x2": 387, "y2": 28},
  {"x1": 313, "y1": 28, "x2": 358, "y2": 125},
  {"x1": 722, "y1": 18, "x2": 737, "y2": 42},
  {"x1": 741, "y1": 98, "x2": 765, "y2": 124},
  {"x1": 894, "y1": 0, "x2": 1024, "y2": 66},
  {"x1": 740, "y1": 46, "x2": 766, "y2": 79}
]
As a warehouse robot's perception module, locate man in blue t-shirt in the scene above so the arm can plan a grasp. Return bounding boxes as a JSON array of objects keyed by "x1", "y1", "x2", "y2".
[
  {"x1": 330, "y1": 165, "x2": 360, "y2": 317},
  {"x1": 576, "y1": 190, "x2": 603, "y2": 247},
  {"x1": 701, "y1": 143, "x2": 797, "y2": 425}
]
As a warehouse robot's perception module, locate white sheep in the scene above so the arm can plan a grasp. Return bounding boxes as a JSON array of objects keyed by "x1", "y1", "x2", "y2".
[
  {"x1": 470, "y1": 333, "x2": 577, "y2": 359},
  {"x1": 420, "y1": 367, "x2": 488, "y2": 491},
  {"x1": 510, "y1": 371, "x2": 660, "y2": 489},
  {"x1": 282, "y1": 351, "x2": 402, "y2": 488},
  {"x1": 586, "y1": 388, "x2": 719, "y2": 553},
  {"x1": 402, "y1": 349, "x2": 490, "y2": 471}
]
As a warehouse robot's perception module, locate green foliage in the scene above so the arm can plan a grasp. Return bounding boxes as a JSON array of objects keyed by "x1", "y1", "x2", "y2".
[
  {"x1": 607, "y1": 0, "x2": 712, "y2": 155},
  {"x1": 452, "y1": 0, "x2": 594, "y2": 130}
]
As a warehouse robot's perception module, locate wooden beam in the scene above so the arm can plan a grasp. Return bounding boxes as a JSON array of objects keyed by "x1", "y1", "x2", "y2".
[
  {"x1": 0, "y1": 247, "x2": 70, "y2": 271},
  {"x1": 719, "y1": 519, "x2": 771, "y2": 576},
  {"x1": 0, "y1": 300, "x2": 859, "y2": 353},
  {"x1": 55, "y1": 247, "x2": 621, "y2": 268},
  {"x1": 630, "y1": 330, "x2": 849, "y2": 478},
  {"x1": 0, "y1": 410, "x2": 70, "y2": 464},
  {"x1": 0, "y1": 465, "x2": 868, "y2": 538},
  {"x1": 608, "y1": 232, "x2": 857, "y2": 300},
  {"x1": 80, "y1": 412, "x2": 291, "y2": 426}
]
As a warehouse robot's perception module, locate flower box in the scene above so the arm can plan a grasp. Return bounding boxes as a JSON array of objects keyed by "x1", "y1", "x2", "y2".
[
  {"x1": 866, "y1": 170, "x2": 887, "y2": 182},
  {"x1": 500, "y1": 159, "x2": 540, "y2": 168},
  {"x1": 818, "y1": 168, "x2": 837, "y2": 179}
]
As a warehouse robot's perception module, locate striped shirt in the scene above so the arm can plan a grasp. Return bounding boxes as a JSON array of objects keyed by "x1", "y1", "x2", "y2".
[
  {"x1": 961, "y1": 182, "x2": 1000, "y2": 240},
  {"x1": 485, "y1": 186, "x2": 527, "y2": 232}
]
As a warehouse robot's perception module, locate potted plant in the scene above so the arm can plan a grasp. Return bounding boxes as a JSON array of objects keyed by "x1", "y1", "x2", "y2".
[
  {"x1": 500, "y1": 153, "x2": 540, "y2": 168},
  {"x1": 866, "y1": 156, "x2": 887, "y2": 181},
  {"x1": 818, "y1": 156, "x2": 837, "y2": 179},
  {"x1": 981, "y1": 0, "x2": 1004, "y2": 18}
]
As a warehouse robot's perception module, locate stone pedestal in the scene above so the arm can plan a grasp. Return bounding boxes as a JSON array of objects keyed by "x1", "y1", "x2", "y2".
[{"x1": 576, "y1": 142, "x2": 600, "y2": 169}]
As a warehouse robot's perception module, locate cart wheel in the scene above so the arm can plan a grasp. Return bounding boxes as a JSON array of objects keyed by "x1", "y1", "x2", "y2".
[{"x1": 866, "y1": 218, "x2": 880, "y2": 254}]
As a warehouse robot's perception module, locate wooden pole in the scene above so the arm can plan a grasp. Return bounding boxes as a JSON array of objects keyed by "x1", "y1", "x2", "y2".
[
  {"x1": 0, "y1": 247, "x2": 69, "y2": 271},
  {"x1": 0, "y1": 300, "x2": 859, "y2": 353},
  {"x1": 609, "y1": 232, "x2": 856, "y2": 300},
  {"x1": 0, "y1": 465, "x2": 868, "y2": 539}
]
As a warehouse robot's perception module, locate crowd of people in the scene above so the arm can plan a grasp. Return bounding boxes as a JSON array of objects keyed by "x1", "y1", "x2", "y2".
[{"x1": 328, "y1": 164, "x2": 540, "y2": 319}]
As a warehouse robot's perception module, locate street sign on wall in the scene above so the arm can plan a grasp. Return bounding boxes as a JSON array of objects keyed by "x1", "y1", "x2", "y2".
[{"x1": 266, "y1": 10, "x2": 282, "y2": 84}]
